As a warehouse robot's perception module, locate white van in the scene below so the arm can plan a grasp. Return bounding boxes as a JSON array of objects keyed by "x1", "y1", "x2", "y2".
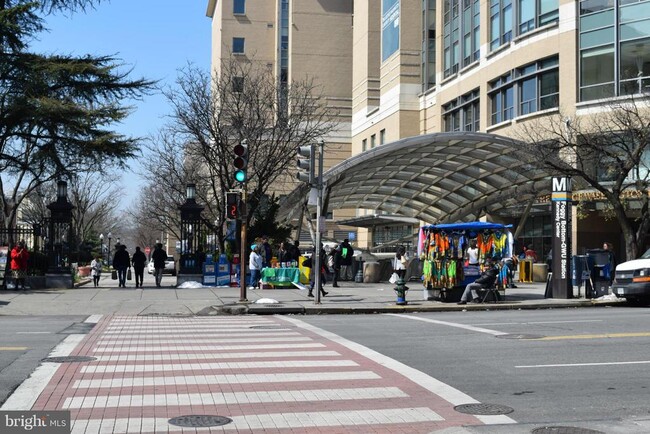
[{"x1": 612, "y1": 248, "x2": 650, "y2": 303}]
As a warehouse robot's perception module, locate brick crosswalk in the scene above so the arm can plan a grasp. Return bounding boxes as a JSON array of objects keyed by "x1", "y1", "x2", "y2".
[{"x1": 26, "y1": 315, "x2": 502, "y2": 433}]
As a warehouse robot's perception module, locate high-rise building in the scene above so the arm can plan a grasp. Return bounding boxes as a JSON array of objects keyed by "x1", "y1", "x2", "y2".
[{"x1": 208, "y1": 0, "x2": 650, "y2": 258}]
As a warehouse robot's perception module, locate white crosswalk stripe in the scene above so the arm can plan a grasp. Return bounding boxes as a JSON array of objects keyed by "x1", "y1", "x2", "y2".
[
  {"x1": 73, "y1": 371, "x2": 381, "y2": 389},
  {"x1": 91, "y1": 342, "x2": 325, "y2": 352},
  {"x1": 71, "y1": 408, "x2": 444, "y2": 433},
  {"x1": 63, "y1": 386, "x2": 407, "y2": 409},
  {"x1": 91, "y1": 350, "x2": 341, "y2": 362},
  {"x1": 80, "y1": 359, "x2": 358, "y2": 373}
]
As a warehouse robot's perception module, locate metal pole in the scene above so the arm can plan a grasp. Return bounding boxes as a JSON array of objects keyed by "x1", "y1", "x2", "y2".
[
  {"x1": 315, "y1": 141, "x2": 323, "y2": 304},
  {"x1": 239, "y1": 189, "x2": 248, "y2": 302}
]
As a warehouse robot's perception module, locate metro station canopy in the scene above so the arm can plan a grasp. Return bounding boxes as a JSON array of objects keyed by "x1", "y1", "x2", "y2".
[{"x1": 281, "y1": 132, "x2": 554, "y2": 224}]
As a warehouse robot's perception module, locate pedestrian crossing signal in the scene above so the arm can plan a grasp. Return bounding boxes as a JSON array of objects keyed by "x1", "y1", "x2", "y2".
[{"x1": 226, "y1": 192, "x2": 240, "y2": 219}]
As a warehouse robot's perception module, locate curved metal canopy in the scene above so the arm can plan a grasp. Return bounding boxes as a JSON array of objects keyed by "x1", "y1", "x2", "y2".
[{"x1": 281, "y1": 132, "x2": 553, "y2": 224}]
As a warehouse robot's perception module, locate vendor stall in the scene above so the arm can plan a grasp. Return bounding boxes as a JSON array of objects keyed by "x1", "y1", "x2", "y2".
[
  {"x1": 419, "y1": 222, "x2": 515, "y2": 302},
  {"x1": 260, "y1": 267, "x2": 302, "y2": 288}
]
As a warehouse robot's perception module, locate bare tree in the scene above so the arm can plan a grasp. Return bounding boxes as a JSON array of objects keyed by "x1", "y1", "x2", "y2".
[
  {"x1": 515, "y1": 99, "x2": 650, "y2": 260},
  {"x1": 140, "y1": 58, "x2": 335, "y2": 250}
]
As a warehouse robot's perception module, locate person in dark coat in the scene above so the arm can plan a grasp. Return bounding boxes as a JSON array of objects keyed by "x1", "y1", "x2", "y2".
[
  {"x1": 307, "y1": 244, "x2": 328, "y2": 298},
  {"x1": 151, "y1": 243, "x2": 167, "y2": 288},
  {"x1": 112, "y1": 244, "x2": 130, "y2": 288},
  {"x1": 290, "y1": 240, "x2": 301, "y2": 262},
  {"x1": 131, "y1": 247, "x2": 147, "y2": 288},
  {"x1": 458, "y1": 257, "x2": 498, "y2": 304},
  {"x1": 261, "y1": 236, "x2": 272, "y2": 268},
  {"x1": 277, "y1": 242, "x2": 291, "y2": 266},
  {"x1": 329, "y1": 245, "x2": 341, "y2": 288},
  {"x1": 338, "y1": 238, "x2": 354, "y2": 281}
]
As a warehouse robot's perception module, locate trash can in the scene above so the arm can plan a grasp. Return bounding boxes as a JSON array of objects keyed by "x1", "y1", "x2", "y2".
[
  {"x1": 586, "y1": 249, "x2": 613, "y2": 298},
  {"x1": 532, "y1": 263, "x2": 548, "y2": 282}
]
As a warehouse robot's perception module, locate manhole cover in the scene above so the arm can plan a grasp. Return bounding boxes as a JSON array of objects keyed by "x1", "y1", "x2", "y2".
[
  {"x1": 454, "y1": 403, "x2": 514, "y2": 415},
  {"x1": 531, "y1": 427, "x2": 605, "y2": 434},
  {"x1": 42, "y1": 356, "x2": 97, "y2": 363},
  {"x1": 496, "y1": 333, "x2": 545, "y2": 340},
  {"x1": 249, "y1": 325, "x2": 294, "y2": 329},
  {"x1": 168, "y1": 415, "x2": 232, "y2": 428}
]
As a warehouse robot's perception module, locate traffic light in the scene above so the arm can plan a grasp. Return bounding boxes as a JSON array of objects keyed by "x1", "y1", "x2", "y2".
[
  {"x1": 296, "y1": 144, "x2": 315, "y2": 184},
  {"x1": 226, "y1": 192, "x2": 240, "y2": 219},
  {"x1": 233, "y1": 141, "x2": 248, "y2": 184}
]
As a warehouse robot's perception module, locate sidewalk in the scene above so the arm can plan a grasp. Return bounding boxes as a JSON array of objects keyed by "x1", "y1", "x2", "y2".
[{"x1": 0, "y1": 273, "x2": 624, "y2": 316}]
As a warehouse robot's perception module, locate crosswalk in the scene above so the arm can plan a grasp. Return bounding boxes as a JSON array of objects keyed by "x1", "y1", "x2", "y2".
[{"x1": 27, "y1": 315, "x2": 502, "y2": 433}]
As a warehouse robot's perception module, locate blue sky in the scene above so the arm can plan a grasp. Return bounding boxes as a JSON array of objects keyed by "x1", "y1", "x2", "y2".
[{"x1": 32, "y1": 0, "x2": 212, "y2": 206}]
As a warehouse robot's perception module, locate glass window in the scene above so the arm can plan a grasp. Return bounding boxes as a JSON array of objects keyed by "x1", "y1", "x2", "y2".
[
  {"x1": 232, "y1": 37, "x2": 245, "y2": 54},
  {"x1": 382, "y1": 0, "x2": 400, "y2": 61},
  {"x1": 380, "y1": 129, "x2": 386, "y2": 144},
  {"x1": 443, "y1": 89, "x2": 480, "y2": 132},
  {"x1": 371, "y1": 134, "x2": 376, "y2": 148},
  {"x1": 580, "y1": 27, "x2": 616, "y2": 48},
  {"x1": 443, "y1": 0, "x2": 478, "y2": 76},
  {"x1": 233, "y1": 0, "x2": 245, "y2": 14},
  {"x1": 619, "y1": 38, "x2": 650, "y2": 94},
  {"x1": 580, "y1": 10, "x2": 615, "y2": 32},
  {"x1": 520, "y1": 77, "x2": 537, "y2": 114},
  {"x1": 362, "y1": 139, "x2": 367, "y2": 152},
  {"x1": 580, "y1": 0, "x2": 615, "y2": 15},
  {"x1": 619, "y1": 1, "x2": 650, "y2": 21},
  {"x1": 519, "y1": 0, "x2": 535, "y2": 33},
  {"x1": 540, "y1": 70, "x2": 559, "y2": 109}
]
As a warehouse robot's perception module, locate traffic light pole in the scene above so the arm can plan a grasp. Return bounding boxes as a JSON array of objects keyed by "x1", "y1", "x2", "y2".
[
  {"x1": 240, "y1": 188, "x2": 248, "y2": 302},
  {"x1": 314, "y1": 141, "x2": 324, "y2": 305}
]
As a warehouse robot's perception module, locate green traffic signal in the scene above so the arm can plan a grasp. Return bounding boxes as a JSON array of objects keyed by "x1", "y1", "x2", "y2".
[{"x1": 234, "y1": 170, "x2": 246, "y2": 183}]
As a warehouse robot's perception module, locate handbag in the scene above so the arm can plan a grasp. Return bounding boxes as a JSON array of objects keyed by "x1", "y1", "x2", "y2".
[
  {"x1": 111, "y1": 270, "x2": 117, "y2": 280},
  {"x1": 389, "y1": 272, "x2": 399, "y2": 284},
  {"x1": 127, "y1": 268, "x2": 132, "y2": 281}
]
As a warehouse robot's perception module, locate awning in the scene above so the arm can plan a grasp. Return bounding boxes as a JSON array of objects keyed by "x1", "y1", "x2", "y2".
[
  {"x1": 280, "y1": 132, "x2": 553, "y2": 224},
  {"x1": 336, "y1": 214, "x2": 421, "y2": 228}
]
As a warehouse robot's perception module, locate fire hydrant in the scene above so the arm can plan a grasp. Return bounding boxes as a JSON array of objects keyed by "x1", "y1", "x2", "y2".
[{"x1": 394, "y1": 278, "x2": 409, "y2": 305}]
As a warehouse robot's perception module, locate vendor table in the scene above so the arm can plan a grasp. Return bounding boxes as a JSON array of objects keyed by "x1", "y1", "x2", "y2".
[{"x1": 260, "y1": 267, "x2": 301, "y2": 287}]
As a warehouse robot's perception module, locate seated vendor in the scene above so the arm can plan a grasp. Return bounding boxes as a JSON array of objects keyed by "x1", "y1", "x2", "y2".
[{"x1": 458, "y1": 257, "x2": 498, "y2": 305}]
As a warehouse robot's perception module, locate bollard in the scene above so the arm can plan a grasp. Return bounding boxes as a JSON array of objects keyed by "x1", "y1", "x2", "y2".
[
  {"x1": 394, "y1": 278, "x2": 409, "y2": 305},
  {"x1": 355, "y1": 259, "x2": 364, "y2": 283}
]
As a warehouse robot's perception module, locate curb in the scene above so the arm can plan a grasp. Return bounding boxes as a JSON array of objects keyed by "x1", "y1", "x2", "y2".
[{"x1": 215, "y1": 300, "x2": 625, "y2": 315}]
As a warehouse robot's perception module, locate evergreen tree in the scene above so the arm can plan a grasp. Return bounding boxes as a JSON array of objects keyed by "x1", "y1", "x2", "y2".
[{"x1": 0, "y1": 0, "x2": 154, "y2": 228}]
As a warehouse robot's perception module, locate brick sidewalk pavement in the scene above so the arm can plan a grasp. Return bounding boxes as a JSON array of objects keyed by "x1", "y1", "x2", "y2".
[{"x1": 26, "y1": 315, "x2": 516, "y2": 433}]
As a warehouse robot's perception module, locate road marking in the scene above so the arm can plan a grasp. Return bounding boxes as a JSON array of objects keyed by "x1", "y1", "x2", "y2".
[
  {"x1": 85, "y1": 314, "x2": 103, "y2": 323},
  {"x1": 282, "y1": 315, "x2": 516, "y2": 425},
  {"x1": 536, "y1": 332, "x2": 650, "y2": 340},
  {"x1": 1, "y1": 334, "x2": 85, "y2": 410},
  {"x1": 73, "y1": 371, "x2": 381, "y2": 389},
  {"x1": 16, "y1": 332, "x2": 51, "y2": 334},
  {"x1": 92, "y1": 350, "x2": 341, "y2": 362},
  {"x1": 81, "y1": 359, "x2": 359, "y2": 373},
  {"x1": 516, "y1": 360, "x2": 650, "y2": 368},
  {"x1": 0, "y1": 347, "x2": 28, "y2": 350},
  {"x1": 71, "y1": 408, "x2": 443, "y2": 433},
  {"x1": 386, "y1": 313, "x2": 508, "y2": 336},
  {"x1": 91, "y1": 342, "x2": 325, "y2": 352},
  {"x1": 471, "y1": 320, "x2": 603, "y2": 326},
  {"x1": 94, "y1": 335, "x2": 308, "y2": 345},
  {"x1": 63, "y1": 386, "x2": 407, "y2": 409}
]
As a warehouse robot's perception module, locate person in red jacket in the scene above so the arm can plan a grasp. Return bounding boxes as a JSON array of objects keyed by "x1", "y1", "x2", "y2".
[{"x1": 10, "y1": 241, "x2": 29, "y2": 290}]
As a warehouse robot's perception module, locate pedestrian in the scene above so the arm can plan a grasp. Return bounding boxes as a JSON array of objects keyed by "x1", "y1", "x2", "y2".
[
  {"x1": 458, "y1": 257, "x2": 498, "y2": 305},
  {"x1": 90, "y1": 255, "x2": 103, "y2": 287},
  {"x1": 131, "y1": 246, "x2": 147, "y2": 288},
  {"x1": 291, "y1": 240, "x2": 301, "y2": 261},
  {"x1": 249, "y1": 244, "x2": 263, "y2": 289},
  {"x1": 260, "y1": 236, "x2": 272, "y2": 268},
  {"x1": 329, "y1": 244, "x2": 341, "y2": 287},
  {"x1": 308, "y1": 243, "x2": 328, "y2": 298},
  {"x1": 465, "y1": 239, "x2": 479, "y2": 266},
  {"x1": 602, "y1": 242, "x2": 617, "y2": 283},
  {"x1": 338, "y1": 238, "x2": 354, "y2": 281},
  {"x1": 10, "y1": 241, "x2": 29, "y2": 290},
  {"x1": 151, "y1": 243, "x2": 167, "y2": 288},
  {"x1": 277, "y1": 241, "x2": 291, "y2": 266},
  {"x1": 393, "y1": 246, "x2": 408, "y2": 280},
  {"x1": 112, "y1": 244, "x2": 130, "y2": 288}
]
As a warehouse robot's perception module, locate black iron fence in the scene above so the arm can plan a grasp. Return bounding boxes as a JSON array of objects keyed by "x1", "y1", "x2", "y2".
[{"x1": 0, "y1": 226, "x2": 49, "y2": 276}]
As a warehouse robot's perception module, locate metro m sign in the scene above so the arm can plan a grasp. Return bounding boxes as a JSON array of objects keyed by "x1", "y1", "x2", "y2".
[{"x1": 551, "y1": 176, "x2": 572, "y2": 298}]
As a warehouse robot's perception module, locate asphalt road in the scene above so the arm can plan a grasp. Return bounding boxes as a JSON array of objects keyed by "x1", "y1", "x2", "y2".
[
  {"x1": 0, "y1": 315, "x2": 87, "y2": 406},
  {"x1": 301, "y1": 307, "x2": 650, "y2": 433}
]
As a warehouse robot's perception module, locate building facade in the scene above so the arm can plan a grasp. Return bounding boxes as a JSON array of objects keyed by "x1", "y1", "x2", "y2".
[{"x1": 208, "y1": 0, "x2": 650, "y2": 258}]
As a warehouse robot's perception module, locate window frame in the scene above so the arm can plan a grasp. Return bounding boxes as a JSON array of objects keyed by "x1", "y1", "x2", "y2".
[
  {"x1": 233, "y1": 0, "x2": 246, "y2": 15},
  {"x1": 232, "y1": 37, "x2": 245, "y2": 54}
]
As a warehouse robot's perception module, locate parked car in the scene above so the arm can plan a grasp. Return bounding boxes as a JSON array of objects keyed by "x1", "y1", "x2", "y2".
[
  {"x1": 147, "y1": 256, "x2": 176, "y2": 276},
  {"x1": 612, "y1": 248, "x2": 650, "y2": 304}
]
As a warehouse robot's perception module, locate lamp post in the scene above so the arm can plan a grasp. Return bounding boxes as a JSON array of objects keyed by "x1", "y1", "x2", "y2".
[
  {"x1": 178, "y1": 183, "x2": 204, "y2": 275},
  {"x1": 107, "y1": 232, "x2": 112, "y2": 264},
  {"x1": 99, "y1": 233, "x2": 104, "y2": 262},
  {"x1": 46, "y1": 180, "x2": 74, "y2": 273}
]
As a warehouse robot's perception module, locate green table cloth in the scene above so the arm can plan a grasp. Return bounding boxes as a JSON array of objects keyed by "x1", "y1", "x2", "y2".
[{"x1": 260, "y1": 267, "x2": 301, "y2": 287}]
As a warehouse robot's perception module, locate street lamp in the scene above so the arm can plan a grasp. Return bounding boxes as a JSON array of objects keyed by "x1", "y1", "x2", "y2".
[
  {"x1": 99, "y1": 233, "x2": 104, "y2": 262},
  {"x1": 107, "y1": 232, "x2": 112, "y2": 263}
]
